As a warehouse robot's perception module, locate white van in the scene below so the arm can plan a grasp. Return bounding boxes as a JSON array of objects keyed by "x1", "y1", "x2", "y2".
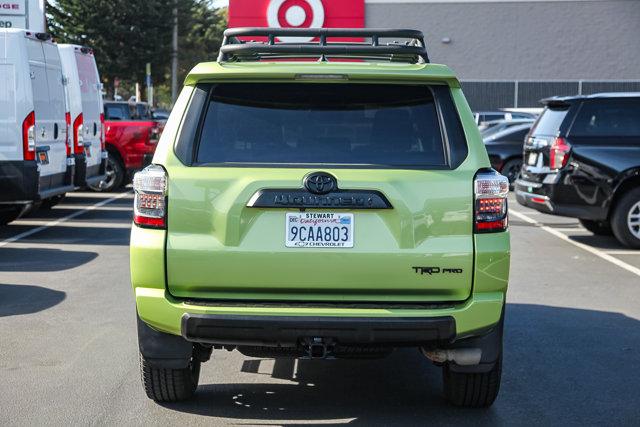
[
  {"x1": 0, "y1": 29, "x2": 73, "y2": 224},
  {"x1": 58, "y1": 44, "x2": 106, "y2": 188}
]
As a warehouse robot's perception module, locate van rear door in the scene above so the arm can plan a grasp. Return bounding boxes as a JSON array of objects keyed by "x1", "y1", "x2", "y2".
[
  {"x1": 165, "y1": 83, "x2": 476, "y2": 303},
  {"x1": 27, "y1": 38, "x2": 64, "y2": 192},
  {"x1": 75, "y1": 50, "x2": 102, "y2": 174},
  {"x1": 0, "y1": 55, "x2": 17, "y2": 161}
]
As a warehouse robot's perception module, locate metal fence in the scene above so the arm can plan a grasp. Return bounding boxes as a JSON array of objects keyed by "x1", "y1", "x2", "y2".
[{"x1": 460, "y1": 80, "x2": 640, "y2": 111}]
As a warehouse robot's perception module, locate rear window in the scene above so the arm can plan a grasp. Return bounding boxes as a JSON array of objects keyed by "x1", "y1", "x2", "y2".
[
  {"x1": 193, "y1": 83, "x2": 454, "y2": 167},
  {"x1": 104, "y1": 103, "x2": 131, "y2": 120},
  {"x1": 104, "y1": 103, "x2": 151, "y2": 121},
  {"x1": 570, "y1": 99, "x2": 640, "y2": 137},
  {"x1": 531, "y1": 107, "x2": 568, "y2": 137}
]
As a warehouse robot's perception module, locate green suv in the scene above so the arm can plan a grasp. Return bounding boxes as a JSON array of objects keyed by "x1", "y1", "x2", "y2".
[{"x1": 131, "y1": 28, "x2": 510, "y2": 408}]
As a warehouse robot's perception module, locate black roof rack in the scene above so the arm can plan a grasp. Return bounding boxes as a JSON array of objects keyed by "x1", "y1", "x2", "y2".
[{"x1": 217, "y1": 27, "x2": 429, "y2": 64}]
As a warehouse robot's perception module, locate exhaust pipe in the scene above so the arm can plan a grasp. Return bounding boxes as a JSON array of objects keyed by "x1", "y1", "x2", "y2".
[{"x1": 422, "y1": 348, "x2": 482, "y2": 366}]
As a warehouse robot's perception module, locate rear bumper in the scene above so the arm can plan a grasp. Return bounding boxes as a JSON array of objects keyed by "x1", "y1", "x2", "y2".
[
  {"x1": 0, "y1": 160, "x2": 38, "y2": 204},
  {"x1": 135, "y1": 287, "x2": 504, "y2": 342},
  {"x1": 182, "y1": 313, "x2": 455, "y2": 347},
  {"x1": 515, "y1": 178, "x2": 606, "y2": 220}
]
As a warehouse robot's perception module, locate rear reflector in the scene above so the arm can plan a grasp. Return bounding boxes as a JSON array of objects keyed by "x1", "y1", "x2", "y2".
[
  {"x1": 133, "y1": 165, "x2": 167, "y2": 229},
  {"x1": 474, "y1": 172, "x2": 509, "y2": 233},
  {"x1": 531, "y1": 197, "x2": 547, "y2": 204}
]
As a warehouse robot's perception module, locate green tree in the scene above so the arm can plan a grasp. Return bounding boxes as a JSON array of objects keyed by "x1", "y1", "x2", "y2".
[{"x1": 47, "y1": 0, "x2": 226, "y2": 105}]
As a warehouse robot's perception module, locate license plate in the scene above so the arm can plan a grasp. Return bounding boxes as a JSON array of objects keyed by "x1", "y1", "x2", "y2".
[
  {"x1": 85, "y1": 145, "x2": 91, "y2": 157},
  {"x1": 286, "y1": 212, "x2": 353, "y2": 248},
  {"x1": 527, "y1": 152, "x2": 538, "y2": 165},
  {"x1": 37, "y1": 151, "x2": 49, "y2": 165}
]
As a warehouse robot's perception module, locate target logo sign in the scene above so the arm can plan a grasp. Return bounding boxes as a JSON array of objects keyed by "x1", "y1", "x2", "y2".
[
  {"x1": 267, "y1": 0, "x2": 325, "y2": 41},
  {"x1": 229, "y1": 0, "x2": 364, "y2": 42}
]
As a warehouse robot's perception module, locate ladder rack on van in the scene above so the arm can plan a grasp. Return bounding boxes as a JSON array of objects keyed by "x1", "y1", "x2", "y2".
[{"x1": 217, "y1": 28, "x2": 430, "y2": 64}]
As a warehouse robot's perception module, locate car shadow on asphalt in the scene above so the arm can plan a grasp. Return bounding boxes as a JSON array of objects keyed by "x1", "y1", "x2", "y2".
[
  {"x1": 0, "y1": 284, "x2": 66, "y2": 317},
  {"x1": 159, "y1": 303, "x2": 640, "y2": 425},
  {"x1": 0, "y1": 247, "x2": 98, "y2": 272}
]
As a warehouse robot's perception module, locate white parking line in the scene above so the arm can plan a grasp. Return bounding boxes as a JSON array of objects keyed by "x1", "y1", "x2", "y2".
[
  {"x1": 510, "y1": 210, "x2": 640, "y2": 278},
  {"x1": 0, "y1": 192, "x2": 132, "y2": 248},
  {"x1": 546, "y1": 227, "x2": 591, "y2": 233},
  {"x1": 605, "y1": 250, "x2": 640, "y2": 255}
]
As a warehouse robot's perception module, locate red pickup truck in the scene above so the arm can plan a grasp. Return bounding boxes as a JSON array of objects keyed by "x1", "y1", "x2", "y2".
[{"x1": 92, "y1": 101, "x2": 163, "y2": 191}]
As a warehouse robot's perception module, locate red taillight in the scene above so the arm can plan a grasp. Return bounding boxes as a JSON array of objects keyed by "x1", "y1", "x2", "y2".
[
  {"x1": 22, "y1": 111, "x2": 36, "y2": 161},
  {"x1": 550, "y1": 137, "x2": 571, "y2": 170},
  {"x1": 99, "y1": 113, "x2": 105, "y2": 150},
  {"x1": 65, "y1": 112, "x2": 71, "y2": 156},
  {"x1": 474, "y1": 172, "x2": 509, "y2": 233},
  {"x1": 72, "y1": 113, "x2": 84, "y2": 154},
  {"x1": 133, "y1": 165, "x2": 167, "y2": 229}
]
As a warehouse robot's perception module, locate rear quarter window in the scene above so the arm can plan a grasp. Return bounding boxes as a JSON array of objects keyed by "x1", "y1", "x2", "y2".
[
  {"x1": 182, "y1": 83, "x2": 467, "y2": 169},
  {"x1": 570, "y1": 99, "x2": 640, "y2": 137},
  {"x1": 531, "y1": 107, "x2": 568, "y2": 137}
]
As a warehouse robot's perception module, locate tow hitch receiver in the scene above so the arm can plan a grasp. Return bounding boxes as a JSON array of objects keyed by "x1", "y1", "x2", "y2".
[{"x1": 302, "y1": 337, "x2": 335, "y2": 359}]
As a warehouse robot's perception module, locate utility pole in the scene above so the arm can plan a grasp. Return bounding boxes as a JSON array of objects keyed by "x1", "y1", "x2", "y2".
[
  {"x1": 146, "y1": 62, "x2": 153, "y2": 107},
  {"x1": 171, "y1": 4, "x2": 178, "y2": 106}
]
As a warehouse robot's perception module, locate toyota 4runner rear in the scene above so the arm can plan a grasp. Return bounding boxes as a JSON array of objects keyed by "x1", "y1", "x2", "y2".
[{"x1": 130, "y1": 28, "x2": 510, "y2": 408}]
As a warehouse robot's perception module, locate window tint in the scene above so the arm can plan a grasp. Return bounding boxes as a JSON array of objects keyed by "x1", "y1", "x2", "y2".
[
  {"x1": 571, "y1": 99, "x2": 640, "y2": 137},
  {"x1": 104, "y1": 104, "x2": 130, "y2": 120},
  {"x1": 196, "y1": 84, "x2": 447, "y2": 167},
  {"x1": 531, "y1": 107, "x2": 568, "y2": 136}
]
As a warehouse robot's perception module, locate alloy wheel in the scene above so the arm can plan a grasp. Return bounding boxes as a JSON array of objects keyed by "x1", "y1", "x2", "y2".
[{"x1": 627, "y1": 201, "x2": 640, "y2": 239}]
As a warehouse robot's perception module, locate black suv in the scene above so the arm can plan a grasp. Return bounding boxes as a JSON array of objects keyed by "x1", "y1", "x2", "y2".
[{"x1": 516, "y1": 93, "x2": 640, "y2": 248}]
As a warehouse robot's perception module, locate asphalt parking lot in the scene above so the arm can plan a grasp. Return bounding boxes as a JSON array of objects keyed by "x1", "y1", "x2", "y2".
[{"x1": 1, "y1": 190, "x2": 639, "y2": 426}]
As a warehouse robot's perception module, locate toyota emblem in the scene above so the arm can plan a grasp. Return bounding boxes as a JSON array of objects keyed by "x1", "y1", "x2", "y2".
[{"x1": 304, "y1": 172, "x2": 337, "y2": 194}]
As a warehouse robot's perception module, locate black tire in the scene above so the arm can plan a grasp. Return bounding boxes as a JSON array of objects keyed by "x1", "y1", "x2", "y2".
[
  {"x1": 40, "y1": 194, "x2": 66, "y2": 210},
  {"x1": 88, "y1": 153, "x2": 125, "y2": 192},
  {"x1": 443, "y1": 356, "x2": 502, "y2": 408},
  {"x1": 578, "y1": 218, "x2": 612, "y2": 236},
  {"x1": 0, "y1": 206, "x2": 22, "y2": 226},
  {"x1": 139, "y1": 353, "x2": 201, "y2": 402},
  {"x1": 501, "y1": 159, "x2": 522, "y2": 188},
  {"x1": 610, "y1": 187, "x2": 640, "y2": 249}
]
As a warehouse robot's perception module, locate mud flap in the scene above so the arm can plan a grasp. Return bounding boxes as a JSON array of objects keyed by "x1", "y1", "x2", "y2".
[
  {"x1": 445, "y1": 308, "x2": 504, "y2": 374},
  {"x1": 137, "y1": 314, "x2": 193, "y2": 369}
]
